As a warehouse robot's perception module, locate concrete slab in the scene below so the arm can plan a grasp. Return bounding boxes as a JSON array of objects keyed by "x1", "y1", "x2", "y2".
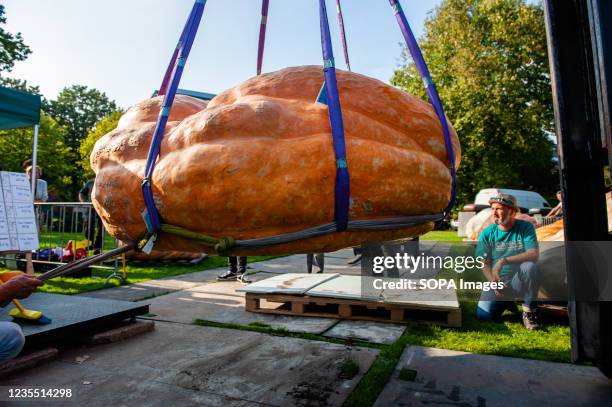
[
  {"x1": 314, "y1": 256, "x2": 362, "y2": 275},
  {"x1": 1, "y1": 321, "x2": 379, "y2": 407},
  {"x1": 141, "y1": 280, "x2": 337, "y2": 334},
  {"x1": 323, "y1": 248, "x2": 356, "y2": 260},
  {"x1": 0, "y1": 293, "x2": 148, "y2": 347},
  {"x1": 251, "y1": 254, "x2": 361, "y2": 275},
  {"x1": 248, "y1": 255, "x2": 310, "y2": 274},
  {"x1": 236, "y1": 273, "x2": 340, "y2": 295},
  {"x1": 0, "y1": 356, "x2": 261, "y2": 406},
  {"x1": 374, "y1": 345, "x2": 612, "y2": 407},
  {"x1": 323, "y1": 320, "x2": 406, "y2": 345},
  {"x1": 79, "y1": 267, "x2": 225, "y2": 302},
  {"x1": 0, "y1": 348, "x2": 58, "y2": 379},
  {"x1": 382, "y1": 286, "x2": 460, "y2": 310},
  {"x1": 306, "y1": 275, "x2": 383, "y2": 302}
]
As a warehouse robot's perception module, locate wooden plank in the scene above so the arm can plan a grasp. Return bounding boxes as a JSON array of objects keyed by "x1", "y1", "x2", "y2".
[
  {"x1": 291, "y1": 301, "x2": 305, "y2": 314},
  {"x1": 245, "y1": 294, "x2": 260, "y2": 312},
  {"x1": 445, "y1": 309, "x2": 462, "y2": 328},
  {"x1": 243, "y1": 292, "x2": 462, "y2": 327},
  {"x1": 339, "y1": 304, "x2": 352, "y2": 318},
  {"x1": 390, "y1": 309, "x2": 404, "y2": 322}
]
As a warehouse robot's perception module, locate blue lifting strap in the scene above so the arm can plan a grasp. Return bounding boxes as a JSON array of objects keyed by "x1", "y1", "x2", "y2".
[
  {"x1": 319, "y1": 0, "x2": 350, "y2": 231},
  {"x1": 141, "y1": 0, "x2": 207, "y2": 246},
  {"x1": 389, "y1": 0, "x2": 456, "y2": 215}
]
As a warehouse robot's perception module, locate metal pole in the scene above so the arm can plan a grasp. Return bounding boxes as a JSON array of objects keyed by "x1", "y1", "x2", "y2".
[
  {"x1": 543, "y1": 0, "x2": 612, "y2": 377},
  {"x1": 30, "y1": 124, "x2": 39, "y2": 199}
]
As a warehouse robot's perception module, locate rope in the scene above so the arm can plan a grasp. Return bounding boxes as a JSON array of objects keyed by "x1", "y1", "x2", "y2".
[
  {"x1": 257, "y1": 0, "x2": 270, "y2": 76},
  {"x1": 157, "y1": 213, "x2": 444, "y2": 253}
]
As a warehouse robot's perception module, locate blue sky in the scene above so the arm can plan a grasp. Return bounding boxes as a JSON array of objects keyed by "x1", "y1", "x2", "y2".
[{"x1": 4, "y1": 0, "x2": 442, "y2": 109}]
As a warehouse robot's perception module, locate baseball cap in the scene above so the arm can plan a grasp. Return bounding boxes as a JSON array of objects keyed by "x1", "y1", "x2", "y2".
[{"x1": 488, "y1": 193, "x2": 518, "y2": 211}]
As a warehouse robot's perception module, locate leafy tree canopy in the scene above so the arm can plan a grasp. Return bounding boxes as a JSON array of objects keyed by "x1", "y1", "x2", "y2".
[
  {"x1": 46, "y1": 85, "x2": 119, "y2": 152},
  {"x1": 0, "y1": 114, "x2": 72, "y2": 200},
  {"x1": 79, "y1": 111, "x2": 123, "y2": 181},
  {"x1": 0, "y1": 5, "x2": 31, "y2": 74},
  {"x1": 391, "y1": 0, "x2": 557, "y2": 210}
]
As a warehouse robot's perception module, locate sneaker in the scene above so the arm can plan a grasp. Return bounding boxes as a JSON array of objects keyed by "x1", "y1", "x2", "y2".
[
  {"x1": 237, "y1": 273, "x2": 252, "y2": 284},
  {"x1": 217, "y1": 270, "x2": 237, "y2": 281},
  {"x1": 522, "y1": 310, "x2": 540, "y2": 331}
]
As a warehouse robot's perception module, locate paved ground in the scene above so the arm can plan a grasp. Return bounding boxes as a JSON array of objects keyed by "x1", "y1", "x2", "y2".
[
  {"x1": 4, "y1": 245, "x2": 612, "y2": 406},
  {"x1": 374, "y1": 345, "x2": 612, "y2": 407},
  {"x1": 2, "y1": 321, "x2": 378, "y2": 407}
]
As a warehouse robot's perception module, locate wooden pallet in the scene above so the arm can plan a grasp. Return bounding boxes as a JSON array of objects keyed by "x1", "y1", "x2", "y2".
[{"x1": 245, "y1": 293, "x2": 461, "y2": 327}]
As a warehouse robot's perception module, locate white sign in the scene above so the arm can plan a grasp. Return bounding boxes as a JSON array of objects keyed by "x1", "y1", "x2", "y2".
[{"x1": 0, "y1": 171, "x2": 39, "y2": 251}]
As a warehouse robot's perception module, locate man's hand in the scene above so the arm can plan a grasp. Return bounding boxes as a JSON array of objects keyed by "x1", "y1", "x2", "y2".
[
  {"x1": 491, "y1": 258, "x2": 505, "y2": 282},
  {"x1": 0, "y1": 275, "x2": 44, "y2": 301}
]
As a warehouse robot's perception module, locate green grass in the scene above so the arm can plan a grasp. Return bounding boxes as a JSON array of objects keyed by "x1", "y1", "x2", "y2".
[
  {"x1": 420, "y1": 230, "x2": 463, "y2": 242},
  {"x1": 340, "y1": 358, "x2": 360, "y2": 380},
  {"x1": 0, "y1": 255, "x2": 278, "y2": 295}
]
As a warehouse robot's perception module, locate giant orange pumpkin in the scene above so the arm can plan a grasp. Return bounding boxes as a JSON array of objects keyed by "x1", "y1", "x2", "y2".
[{"x1": 91, "y1": 66, "x2": 461, "y2": 255}]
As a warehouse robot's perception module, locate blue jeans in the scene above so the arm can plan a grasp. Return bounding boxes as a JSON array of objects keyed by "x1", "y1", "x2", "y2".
[
  {"x1": 476, "y1": 261, "x2": 539, "y2": 321},
  {"x1": 0, "y1": 322, "x2": 25, "y2": 363}
]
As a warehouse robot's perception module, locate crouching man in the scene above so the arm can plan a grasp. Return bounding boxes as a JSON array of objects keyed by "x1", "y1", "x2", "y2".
[
  {"x1": 0, "y1": 275, "x2": 43, "y2": 363},
  {"x1": 475, "y1": 193, "x2": 540, "y2": 330}
]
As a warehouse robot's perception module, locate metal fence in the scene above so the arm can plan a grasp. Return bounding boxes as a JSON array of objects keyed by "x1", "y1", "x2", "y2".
[
  {"x1": 1, "y1": 202, "x2": 119, "y2": 279},
  {"x1": 533, "y1": 214, "x2": 564, "y2": 227}
]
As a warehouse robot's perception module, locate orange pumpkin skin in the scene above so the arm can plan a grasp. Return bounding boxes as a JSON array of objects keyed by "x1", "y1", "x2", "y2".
[{"x1": 91, "y1": 66, "x2": 461, "y2": 255}]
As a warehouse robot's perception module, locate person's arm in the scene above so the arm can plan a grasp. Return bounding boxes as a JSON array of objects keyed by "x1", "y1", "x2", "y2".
[
  {"x1": 545, "y1": 203, "x2": 562, "y2": 218},
  {"x1": 481, "y1": 258, "x2": 496, "y2": 282},
  {"x1": 502, "y1": 248, "x2": 539, "y2": 264},
  {"x1": 502, "y1": 222, "x2": 539, "y2": 264},
  {"x1": 0, "y1": 275, "x2": 43, "y2": 304}
]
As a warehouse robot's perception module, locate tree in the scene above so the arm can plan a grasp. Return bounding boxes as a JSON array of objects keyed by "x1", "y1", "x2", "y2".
[
  {"x1": 0, "y1": 76, "x2": 41, "y2": 95},
  {"x1": 0, "y1": 114, "x2": 72, "y2": 200},
  {"x1": 46, "y1": 85, "x2": 119, "y2": 152},
  {"x1": 79, "y1": 111, "x2": 122, "y2": 181},
  {"x1": 0, "y1": 5, "x2": 31, "y2": 74},
  {"x1": 391, "y1": 0, "x2": 557, "y2": 211},
  {"x1": 45, "y1": 85, "x2": 120, "y2": 198}
]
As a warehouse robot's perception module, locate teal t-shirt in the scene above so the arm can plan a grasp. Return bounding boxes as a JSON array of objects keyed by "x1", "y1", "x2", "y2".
[{"x1": 476, "y1": 219, "x2": 538, "y2": 277}]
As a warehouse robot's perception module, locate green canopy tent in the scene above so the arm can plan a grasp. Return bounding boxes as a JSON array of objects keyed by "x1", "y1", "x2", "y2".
[{"x1": 0, "y1": 85, "x2": 42, "y2": 198}]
